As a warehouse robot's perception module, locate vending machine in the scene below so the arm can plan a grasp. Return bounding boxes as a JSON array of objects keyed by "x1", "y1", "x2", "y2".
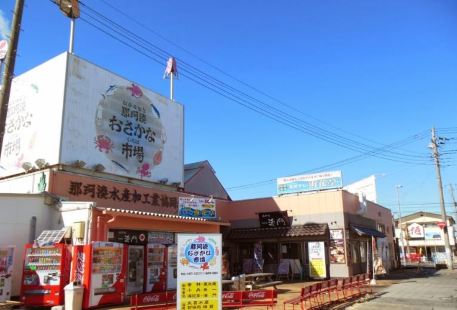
[
  {"x1": 145, "y1": 244, "x2": 167, "y2": 292},
  {"x1": 127, "y1": 245, "x2": 144, "y2": 295},
  {"x1": 72, "y1": 241, "x2": 126, "y2": 309},
  {"x1": 166, "y1": 245, "x2": 177, "y2": 290},
  {"x1": 20, "y1": 243, "x2": 71, "y2": 307},
  {"x1": 0, "y1": 246, "x2": 15, "y2": 302}
]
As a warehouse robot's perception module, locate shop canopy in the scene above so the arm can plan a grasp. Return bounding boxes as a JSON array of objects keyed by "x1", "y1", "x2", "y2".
[
  {"x1": 351, "y1": 225, "x2": 385, "y2": 238},
  {"x1": 228, "y1": 223, "x2": 328, "y2": 240}
]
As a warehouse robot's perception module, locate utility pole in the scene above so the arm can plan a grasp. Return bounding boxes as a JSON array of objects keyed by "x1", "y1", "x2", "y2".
[
  {"x1": 448, "y1": 184, "x2": 457, "y2": 221},
  {"x1": 430, "y1": 127, "x2": 453, "y2": 269},
  {"x1": 396, "y1": 185, "x2": 405, "y2": 266},
  {"x1": 0, "y1": 0, "x2": 25, "y2": 156}
]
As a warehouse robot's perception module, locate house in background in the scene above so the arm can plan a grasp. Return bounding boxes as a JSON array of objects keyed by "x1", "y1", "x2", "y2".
[
  {"x1": 395, "y1": 211, "x2": 456, "y2": 264},
  {"x1": 184, "y1": 161, "x2": 231, "y2": 201}
]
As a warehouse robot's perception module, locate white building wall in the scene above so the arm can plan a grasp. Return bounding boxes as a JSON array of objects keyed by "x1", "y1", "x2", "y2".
[{"x1": 0, "y1": 171, "x2": 50, "y2": 194}]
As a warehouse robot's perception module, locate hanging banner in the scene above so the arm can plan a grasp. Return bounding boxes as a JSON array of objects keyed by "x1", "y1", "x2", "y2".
[
  {"x1": 178, "y1": 197, "x2": 216, "y2": 219},
  {"x1": 177, "y1": 234, "x2": 222, "y2": 310},
  {"x1": 308, "y1": 241, "x2": 327, "y2": 279}
]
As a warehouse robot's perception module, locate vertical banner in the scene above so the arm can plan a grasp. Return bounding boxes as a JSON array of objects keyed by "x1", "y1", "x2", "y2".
[
  {"x1": 177, "y1": 234, "x2": 222, "y2": 310},
  {"x1": 308, "y1": 242, "x2": 327, "y2": 279}
]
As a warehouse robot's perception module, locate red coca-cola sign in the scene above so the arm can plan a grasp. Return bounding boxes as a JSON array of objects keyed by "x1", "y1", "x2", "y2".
[
  {"x1": 222, "y1": 292, "x2": 236, "y2": 300},
  {"x1": 138, "y1": 292, "x2": 166, "y2": 305},
  {"x1": 246, "y1": 291, "x2": 267, "y2": 300}
]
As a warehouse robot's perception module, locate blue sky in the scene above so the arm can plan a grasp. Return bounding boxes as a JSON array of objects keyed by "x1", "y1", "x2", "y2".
[{"x1": 1, "y1": 0, "x2": 456, "y2": 216}]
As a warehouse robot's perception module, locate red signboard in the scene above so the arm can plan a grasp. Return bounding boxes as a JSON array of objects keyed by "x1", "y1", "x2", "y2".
[{"x1": 437, "y1": 221, "x2": 446, "y2": 230}]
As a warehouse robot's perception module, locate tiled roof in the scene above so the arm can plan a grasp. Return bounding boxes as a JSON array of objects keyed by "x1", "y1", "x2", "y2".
[
  {"x1": 184, "y1": 161, "x2": 209, "y2": 183},
  {"x1": 103, "y1": 207, "x2": 215, "y2": 223},
  {"x1": 228, "y1": 223, "x2": 328, "y2": 240}
]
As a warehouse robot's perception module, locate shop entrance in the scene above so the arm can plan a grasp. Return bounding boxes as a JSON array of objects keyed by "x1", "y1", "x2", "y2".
[{"x1": 350, "y1": 240, "x2": 368, "y2": 275}]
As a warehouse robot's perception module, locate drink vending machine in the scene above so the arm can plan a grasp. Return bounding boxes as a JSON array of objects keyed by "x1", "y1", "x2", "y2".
[
  {"x1": 0, "y1": 246, "x2": 15, "y2": 302},
  {"x1": 126, "y1": 245, "x2": 144, "y2": 295},
  {"x1": 166, "y1": 245, "x2": 177, "y2": 290},
  {"x1": 20, "y1": 243, "x2": 71, "y2": 307},
  {"x1": 145, "y1": 244, "x2": 167, "y2": 292},
  {"x1": 72, "y1": 241, "x2": 127, "y2": 309}
]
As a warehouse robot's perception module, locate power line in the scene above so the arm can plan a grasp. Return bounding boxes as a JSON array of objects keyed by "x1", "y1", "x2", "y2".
[
  {"x1": 227, "y1": 131, "x2": 429, "y2": 190},
  {"x1": 76, "y1": 1, "x2": 435, "y2": 165},
  {"x1": 94, "y1": 0, "x2": 428, "y2": 159}
]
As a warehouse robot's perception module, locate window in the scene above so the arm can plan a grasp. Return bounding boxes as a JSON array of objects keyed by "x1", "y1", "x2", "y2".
[{"x1": 377, "y1": 223, "x2": 386, "y2": 233}]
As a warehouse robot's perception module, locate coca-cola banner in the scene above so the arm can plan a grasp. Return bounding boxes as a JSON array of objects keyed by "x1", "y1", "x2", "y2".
[{"x1": 177, "y1": 234, "x2": 222, "y2": 310}]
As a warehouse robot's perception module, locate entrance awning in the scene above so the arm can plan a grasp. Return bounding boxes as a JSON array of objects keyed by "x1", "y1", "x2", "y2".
[
  {"x1": 228, "y1": 223, "x2": 328, "y2": 240},
  {"x1": 351, "y1": 225, "x2": 385, "y2": 238}
]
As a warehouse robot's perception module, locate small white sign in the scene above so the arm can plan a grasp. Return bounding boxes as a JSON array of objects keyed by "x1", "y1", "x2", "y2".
[
  {"x1": 177, "y1": 234, "x2": 222, "y2": 310},
  {"x1": 408, "y1": 223, "x2": 425, "y2": 239},
  {"x1": 0, "y1": 40, "x2": 8, "y2": 60}
]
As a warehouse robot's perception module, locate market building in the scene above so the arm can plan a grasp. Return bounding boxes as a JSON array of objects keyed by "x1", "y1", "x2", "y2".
[
  {"x1": 0, "y1": 52, "x2": 228, "y2": 303},
  {"x1": 217, "y1": 172, "x2": 395, "y2": 279},
  {"x1": 394, "y1": 211, "x2": 456, "y2": 263}
]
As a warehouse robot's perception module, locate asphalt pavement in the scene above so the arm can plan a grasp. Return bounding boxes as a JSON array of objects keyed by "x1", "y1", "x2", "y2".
[{"x1": 347, "y1": 267, "x2": 457, "y2": 310}]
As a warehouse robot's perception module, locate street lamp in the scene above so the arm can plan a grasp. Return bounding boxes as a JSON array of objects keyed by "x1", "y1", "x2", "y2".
[
  {"x1": 53, "y1": 0, "x2": 80, "y2": 54},
  {"x1": 396, "y1": 185, "x2": 405, "y2": 266}
]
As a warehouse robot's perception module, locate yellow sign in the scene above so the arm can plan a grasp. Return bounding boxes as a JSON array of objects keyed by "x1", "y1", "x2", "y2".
[
  {"x1": 308, "y1": 241, "x2": 327, "y2": 279},
  {"x1": 309, "y1": 258, "x2": 326, "y2": 278},
  {"x1": 180, "y1": 281, "x2": 219, "y2": 310}
]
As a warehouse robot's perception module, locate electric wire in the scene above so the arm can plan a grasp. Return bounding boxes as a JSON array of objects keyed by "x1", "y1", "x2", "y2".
[
  {"x1": 94, "y1": 0, "x2": 427, "y2": 159},
  {"x1": 77, "y1": 1, "x2": 435, "y2": 165}
]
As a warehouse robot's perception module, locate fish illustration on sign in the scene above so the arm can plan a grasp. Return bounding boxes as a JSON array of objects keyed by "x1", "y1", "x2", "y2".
[{"x1": 94, "y1": 83, "x2": 166, "y2": 178}]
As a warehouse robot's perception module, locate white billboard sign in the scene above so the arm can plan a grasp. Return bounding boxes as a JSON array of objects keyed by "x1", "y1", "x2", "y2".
[
  {"x1": 277, "y1": 170, "x2": 342, "y2": 195},
  {"x1": 0, "y1": 53, "x2": 67, "y2": 175},
  {"x1": 177, "y1": 234, "x2": 221, "y2": 310},
  {"x1": 0, "y1": 53, "x2": 184, "y2": 184},
  {"x1": 344, "y1": 175, "x2": 378, "y2": 203}
]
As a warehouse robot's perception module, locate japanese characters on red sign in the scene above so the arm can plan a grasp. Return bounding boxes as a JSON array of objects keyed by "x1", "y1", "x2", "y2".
[{"x1": 67, "y1": 180, "x2": 178, "y2": 210}]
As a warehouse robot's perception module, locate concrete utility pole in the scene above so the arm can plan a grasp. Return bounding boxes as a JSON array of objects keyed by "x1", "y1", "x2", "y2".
[
  {"x1": 396, "y1": 185, "x2": 405, "y2": 266},
  {"x1": 430, "y1": 127, "x2": 453, "y2": 269},
  {"x1": 448, "y1": 184, "x2": 457, "y2": 221},
  {"x1": 0, "y1": 0, "x2": 25, "y2": 156}
]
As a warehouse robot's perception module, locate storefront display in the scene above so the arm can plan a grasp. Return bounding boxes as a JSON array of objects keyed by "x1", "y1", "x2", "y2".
[
  {"x1": 0, "y1": 246, "x2": 14, "y2": 302},
  {"x1": 20, "y1": 243, "x2": 71, "y2": 307},
  {"x1": 72, "y1": 241, "x2": 126, "y2": 309}
]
